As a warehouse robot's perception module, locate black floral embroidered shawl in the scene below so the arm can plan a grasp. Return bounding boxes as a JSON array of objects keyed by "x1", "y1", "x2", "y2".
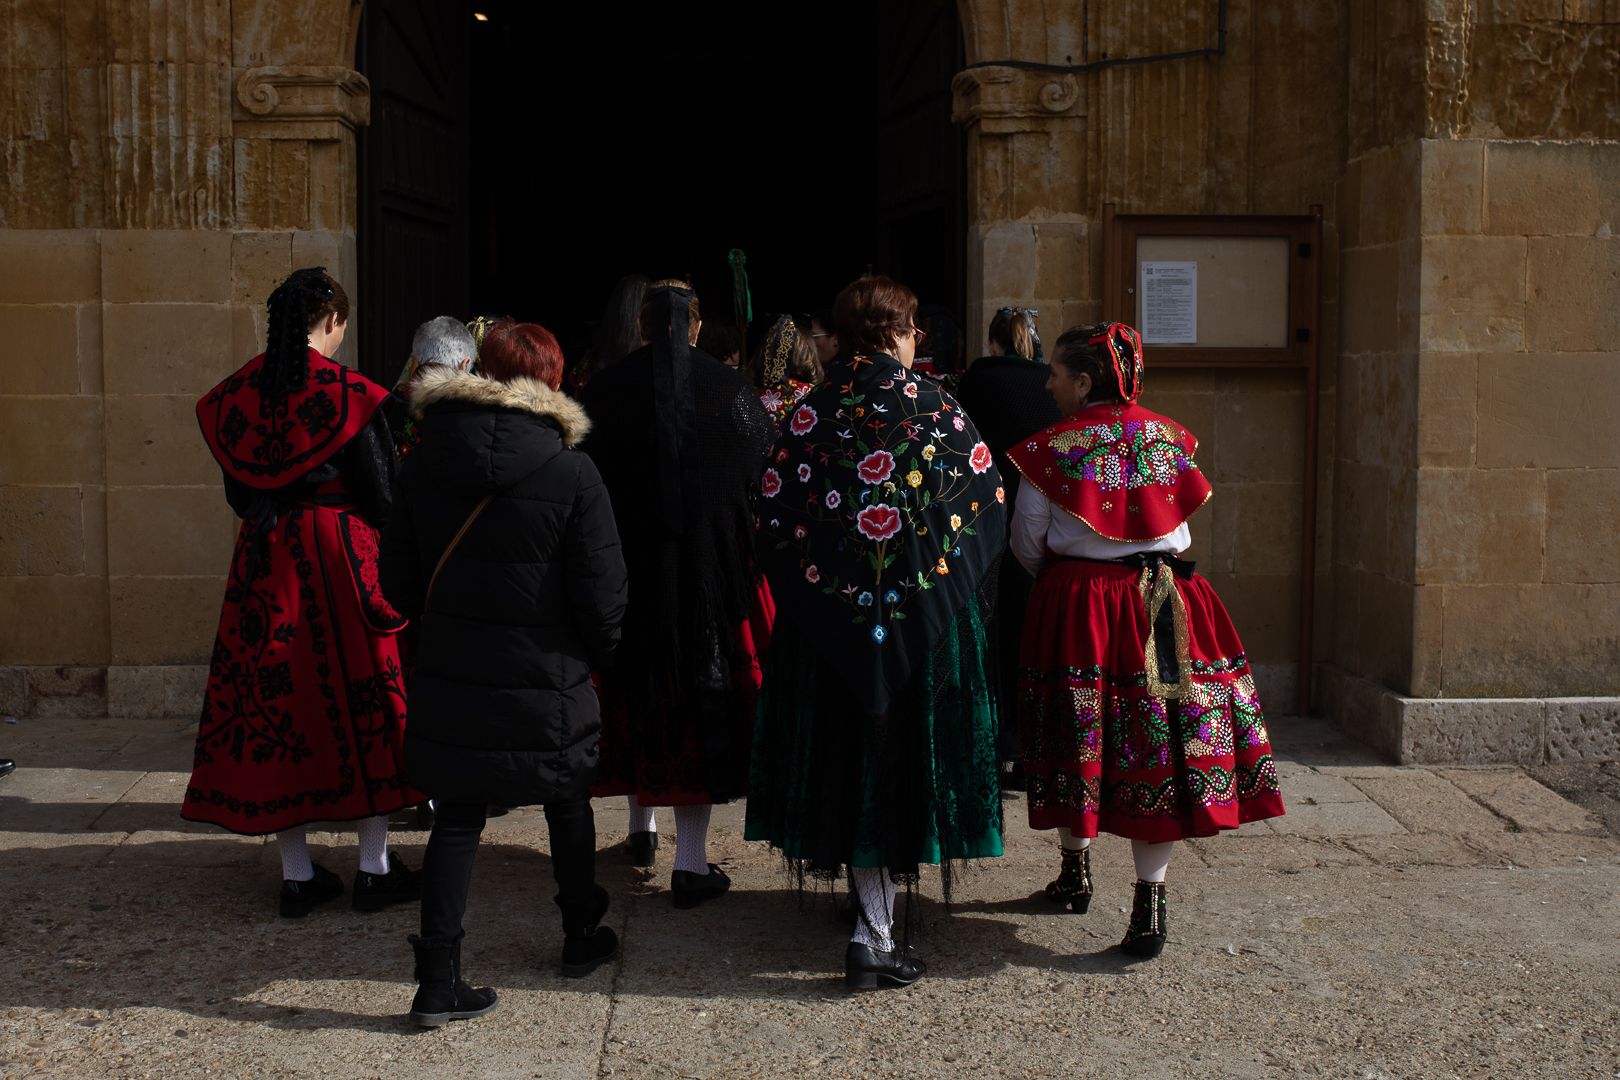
[
  {"x1": 199, "y1": 348, "x2": 390, "y2": 489},
  {"x1": 759, "y1": 353, "x2": 1007, "y2": 715}
]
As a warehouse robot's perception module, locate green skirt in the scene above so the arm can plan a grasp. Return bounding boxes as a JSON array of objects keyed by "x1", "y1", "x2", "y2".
[{"x1": 744, "y1": 597, "x2": 1003, "y2": 873}]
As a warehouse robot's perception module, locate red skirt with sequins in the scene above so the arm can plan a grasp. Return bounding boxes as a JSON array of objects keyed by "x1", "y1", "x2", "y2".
[{"x1": 1017, "y1": 559, "x2": 1285, "y2": 842}]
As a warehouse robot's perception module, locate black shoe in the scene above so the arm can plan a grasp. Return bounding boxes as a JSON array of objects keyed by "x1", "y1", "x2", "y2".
[
  {"x1": 279, "y1": 864, "x2": 343, "y2": 918},
  {"x1": 1044, "y1": 846, "x2": 1093, "y2": 914},
  {"x1": 0, "y1": 758, "x2": 14, "y2": 779},
  {"x1": 999, "y1": 761, "x2": 1025, "y2": 793},
  {"x1": 627, "y1": 830, "x2": 658, "y2": 868},
  {"x1": 353, "y1": 852, "x2": 421, "y2": 913},
  {"x1": 561, "y1": 925, "x2": 619, "y2": 978},
  {"x1": 670, "y1": 864, "x2": 731, "y2": 909},
  {"x1": 415, "y1": 801, "x2": 436, "y2": 831},
  {"x1": 557, "y1": 884, "x2": 617, "y2": 977},
  {"x1": 1120, "y1": 880, "x2": 1168, "y2": 960},
  {"x1": 408, "y1": 934, "x2": 498, "y2": 1028},
  {"x1": 844, "y1": 941, "x2": 926, "y2": 991}
]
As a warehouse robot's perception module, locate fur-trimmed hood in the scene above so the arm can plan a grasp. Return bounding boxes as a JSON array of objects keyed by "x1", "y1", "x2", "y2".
[
  {"x1": 410, "y1": 366, "x2": 591, "y2": 447},
  {"x1": 406, "y1": 367, "x2": 592, "y2": 496}
]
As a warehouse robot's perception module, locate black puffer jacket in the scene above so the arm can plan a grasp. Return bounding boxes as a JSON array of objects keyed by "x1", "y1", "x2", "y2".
[{"x1": 381, "y1": 367, "x2": 627, "y2": 806}]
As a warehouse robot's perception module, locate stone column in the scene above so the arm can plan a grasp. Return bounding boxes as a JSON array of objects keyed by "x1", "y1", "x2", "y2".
[
  {"x1": 0, "y1": 0, "x2": 367, "y2": 719},
  {"x1": 1321, "y1": 0, "x2": 1620, "y2": 762}
]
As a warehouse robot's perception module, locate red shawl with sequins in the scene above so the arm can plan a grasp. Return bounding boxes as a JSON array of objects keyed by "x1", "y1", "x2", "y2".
[
  {"x1": 197, "y1": 349, "x2": 390, "y2": 489},
  {"x1": 1006, "y1": 402, "x2": 1211, "y2": 542}
]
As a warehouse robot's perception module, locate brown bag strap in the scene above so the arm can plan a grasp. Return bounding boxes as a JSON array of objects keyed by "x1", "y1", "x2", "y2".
[{"x1": 425, "y1": 494, "x2": 493, "y2": 606}]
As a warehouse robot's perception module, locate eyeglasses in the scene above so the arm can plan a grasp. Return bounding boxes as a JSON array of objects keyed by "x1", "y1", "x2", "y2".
[
  {"x1": 810, "y1": 331, "x2": 835, "y2": 340},
  {"x1": 911, "y1": 326, "x2": 928, "y2": 349}
]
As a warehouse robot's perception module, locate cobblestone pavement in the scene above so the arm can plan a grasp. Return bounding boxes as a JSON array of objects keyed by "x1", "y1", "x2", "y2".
[{"x1": 1, "y1": 715, "x2": 1616, "y2": 1080}]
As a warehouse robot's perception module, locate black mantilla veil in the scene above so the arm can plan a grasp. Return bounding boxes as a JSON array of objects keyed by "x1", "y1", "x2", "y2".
[{"x1": 580, "y1": 282, "x2": 775, "y2": 802}]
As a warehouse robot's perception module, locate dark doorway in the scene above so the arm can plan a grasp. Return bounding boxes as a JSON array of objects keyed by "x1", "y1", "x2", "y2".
[{"x1": 358, "y1": 0, "x2": 963, "y2": 383}]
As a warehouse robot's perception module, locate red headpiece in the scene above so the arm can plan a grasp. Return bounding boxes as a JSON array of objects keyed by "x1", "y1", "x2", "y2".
[{"x1": 1088, "y1": 322, "x2": 1145, "y2": 403}]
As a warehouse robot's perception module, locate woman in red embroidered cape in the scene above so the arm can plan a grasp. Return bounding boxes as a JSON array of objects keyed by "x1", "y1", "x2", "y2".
[
  {"x1": 1008, "y1": 322, "x2": 1285, "y2": 960},
  {"x1": 186, "y1": 267, "x2": 422, "y2": 918}
]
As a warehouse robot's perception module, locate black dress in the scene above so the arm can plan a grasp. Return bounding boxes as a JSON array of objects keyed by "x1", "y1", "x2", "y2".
[
  {"x1": 580, "y1": 344, "x2": 776, "y2": 804},
  {"x1": 953, "y1": 354, "x2": 1063, "y2": 761}
]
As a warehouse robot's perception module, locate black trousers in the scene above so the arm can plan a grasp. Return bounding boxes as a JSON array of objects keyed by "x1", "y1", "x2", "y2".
[{"x1": 419, "y1": 797, "x2": 598, "y2": 943}]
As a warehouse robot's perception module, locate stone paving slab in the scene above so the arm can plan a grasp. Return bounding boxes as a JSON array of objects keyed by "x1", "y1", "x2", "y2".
[
  {"x1": 1343, "y1": 772, "x2": 1508, "y2": 835},
  {"x1": 1264, "y1": 797, "x2": 1406, "y2": 837},
  {"x1": 1436, "y1": 767, "x2": 1604, "y2": 833}
]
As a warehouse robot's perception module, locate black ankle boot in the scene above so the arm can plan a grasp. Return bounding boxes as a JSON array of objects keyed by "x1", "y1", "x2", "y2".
[
  {"x1": 844, "y1": 941, "x2": 927, "y2": 991},
  {"x1": 279, "y1": 864, "x2": 343, "y2": 918},
  {"x1": 408, "y1": 934, "x2": 498, "y2": 1028},
  {"x1": 627, "y1": 831, "x2": 657, "y2": 868},
  {"x1": 1044, "y1": 846, "x2": 1093, "y2": 913},
  {"x1": 353, "y1": 852, "x2": 421, "y2": 913},
  {"x1": 1120, "y1": 880, "x2": 1168, "y2": 959},
  {"x1": 558, "y1": 885, "x2": 619, "y2": 978},
  {"x1": 670, "y1": 863, "x2": 730, "y2": 909}
]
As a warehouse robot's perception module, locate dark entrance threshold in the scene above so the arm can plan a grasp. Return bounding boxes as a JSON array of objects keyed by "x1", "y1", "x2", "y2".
[{"x1": 357, "y1": 0, "x2": 964, "y2": 387}]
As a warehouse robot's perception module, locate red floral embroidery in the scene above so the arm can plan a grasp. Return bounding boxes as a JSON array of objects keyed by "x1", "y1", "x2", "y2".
[
  {"x1": 805, "y1": 564, "x2": 821, "y2": 583},
  {"x1": 856, "y1": 504, "x2": 903, "y2": 542},
  {"x1": 761, "y1": 468, "x2": 782, "y2": 498},
  {"x1": 969, "y1": 442, "x2": 993, "y2": 475},
  {"x1": 788, "y1": 404, "x2": 818, "y2": 436},
  {"x1": 856, "y1": 449, "x2": 896, "y2": 485}
]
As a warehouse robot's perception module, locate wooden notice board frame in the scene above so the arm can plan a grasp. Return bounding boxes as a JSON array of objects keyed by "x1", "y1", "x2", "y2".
[{"x1": 1102, "y1": 206, "x2": 1323, "y2": 715}]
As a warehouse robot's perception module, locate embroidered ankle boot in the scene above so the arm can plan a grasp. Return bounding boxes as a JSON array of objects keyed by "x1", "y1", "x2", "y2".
[
  {"x1": 1044, "y1": 846, "x2": 1093, "y2": 913},
  {"x1": 408, "y1": 934, "x2": 499, "y2": 1028},
  {"x1": 1120, "y1": 880, "x2": 1168, "y2": 959}
]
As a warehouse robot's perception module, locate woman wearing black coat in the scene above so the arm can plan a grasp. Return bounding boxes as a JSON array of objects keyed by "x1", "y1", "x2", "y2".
[{"x1": 382, "y1": 319, "x2": 627, "y2": 1027}]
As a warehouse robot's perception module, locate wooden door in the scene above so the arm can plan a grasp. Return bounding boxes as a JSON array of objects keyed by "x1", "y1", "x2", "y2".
[{"x1": 356, "y1": 0, "x2": 470, "y2": 386}]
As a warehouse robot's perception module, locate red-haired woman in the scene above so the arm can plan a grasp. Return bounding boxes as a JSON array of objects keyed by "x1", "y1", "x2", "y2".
[
  {"x1": 748, "y1": 276, "x2": 1007, "y2": 990},
  {"x1": 189, "y1": 267, "x2": 422, "y2": 917},
  {"x1": 383, "y1": 318, "x2": 628, "y2": 1023},
  {"x1": 1009, "y1": 323, "x2": 1286, "y2": 960}
]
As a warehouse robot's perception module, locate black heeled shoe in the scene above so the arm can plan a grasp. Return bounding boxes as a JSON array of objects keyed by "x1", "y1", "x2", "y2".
[
  {"x1": 1120, "y1": 880, "x2": 1168, "y2": 959},
  {"x1": 844, "y1": 941, "x2": 927, "y2": 991},
  {"x1": 352, "y1": 852, "x2": 421, "y2": 913},
  {"x1": 627, "y1": 830, "x2": 658, "y2": 868},
  {"x1": 670, "y1": 863, "x2": 730, "y2": 909},
  {"x1": 279, "y1": 864, "x2": 343, "y2": 918},
  {"x1": 1044, "y1": 846, "x2": 1093, "y2": 914}
]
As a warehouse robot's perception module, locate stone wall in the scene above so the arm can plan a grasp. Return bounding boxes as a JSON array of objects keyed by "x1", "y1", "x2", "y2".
[
  {"x1": 0, "y1": 0, "x2": 364, "y2": 718},
  {"x1": 954, "y1": 0, "x2": 1349, "y2": 708},
  {"x1": 1324, "y1": 0, "x2": 1619, "y2": 761}
]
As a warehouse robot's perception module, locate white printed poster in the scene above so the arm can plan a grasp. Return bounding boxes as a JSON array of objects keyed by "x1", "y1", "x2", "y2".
[{"x1": 1139, "y1": 261, "x2": 1197, "y2": 344}]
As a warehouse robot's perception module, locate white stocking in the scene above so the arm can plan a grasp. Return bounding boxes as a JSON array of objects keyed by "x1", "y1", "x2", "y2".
[
  {"x1": 1131, "y1": 840, "x2": 1174, "y2": 883},
  {"x1": 627, "y1": 795, "x2": 657, "y2": 834},
  {"x1": 849, "y1": 867, "x2": 897, "y2": 951},
  {"x1": 672, "y1": 804, "x2": 711, "y2": 874},
  {"x1": 277, "y1": 827, "x2": 312, "y2": 882},
  {"x1": 1059, "y1": 827, "x2": 1091, "y2": 851},
  {"x1": 356, "y1": 814, "x2": 391, "y2": 875}
]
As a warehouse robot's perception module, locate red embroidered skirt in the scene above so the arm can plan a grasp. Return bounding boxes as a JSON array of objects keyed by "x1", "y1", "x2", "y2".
[
  {"x1": 182, "y1": 505, "x2": 423, "y2": 835},
  {"x1": 593, "y1": 578, "x2": 774, "y2": 807},
  {"x1": 1017, "y1": 559, "x2": 1284, "y2": 842}
]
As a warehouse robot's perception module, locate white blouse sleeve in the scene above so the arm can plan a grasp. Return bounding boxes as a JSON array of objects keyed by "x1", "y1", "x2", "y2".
[{"x1": 1010, "y1": 480, "x2": 1053, "y2": 577}]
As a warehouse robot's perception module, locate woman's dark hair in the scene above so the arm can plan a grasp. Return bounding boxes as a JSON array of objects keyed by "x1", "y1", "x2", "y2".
[
  {"x1": 480, "y1": 318, "x2": 566, "y2": 390},
  {"x1": 580, "y1": 272, "x2": 649, "y2": 382},
  {"x1": 697, "y1": 321, "x2": 741, "y2": 362},
  {"x1": 262, "y1": 267, "x2": 348, "y2": 400},
  {"x1": 832, "y1": 276, "x2": 917, "y2": 356},
  {"x1": 1051, "y1": 323, "x2": 1130, "y2": 405}
]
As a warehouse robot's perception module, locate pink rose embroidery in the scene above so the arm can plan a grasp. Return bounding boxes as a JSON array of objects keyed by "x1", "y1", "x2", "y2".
[
  {"x1": 797, "y1": 463, "x2": 812, "y2": 482},
  {"x1": 825, "y1": 490, "x2": 842, "y2": 509},
  {"x1": 969, "y1": 442, "x2": 993, "y2": 475},
  {"x1": 856, "y1": 450, "x2": 895, "y2": 485},
  {"x1": 805, "y1": 564, "x2": 821, "y2": 583},
  {"x1": 856, "y1": 504, "x2": 903, "y2": 542}
]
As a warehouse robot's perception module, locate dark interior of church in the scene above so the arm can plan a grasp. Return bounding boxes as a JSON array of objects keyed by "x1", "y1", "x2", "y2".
[{"x1": 356, "y1": 0, "x2": 964, "y2": 384}]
